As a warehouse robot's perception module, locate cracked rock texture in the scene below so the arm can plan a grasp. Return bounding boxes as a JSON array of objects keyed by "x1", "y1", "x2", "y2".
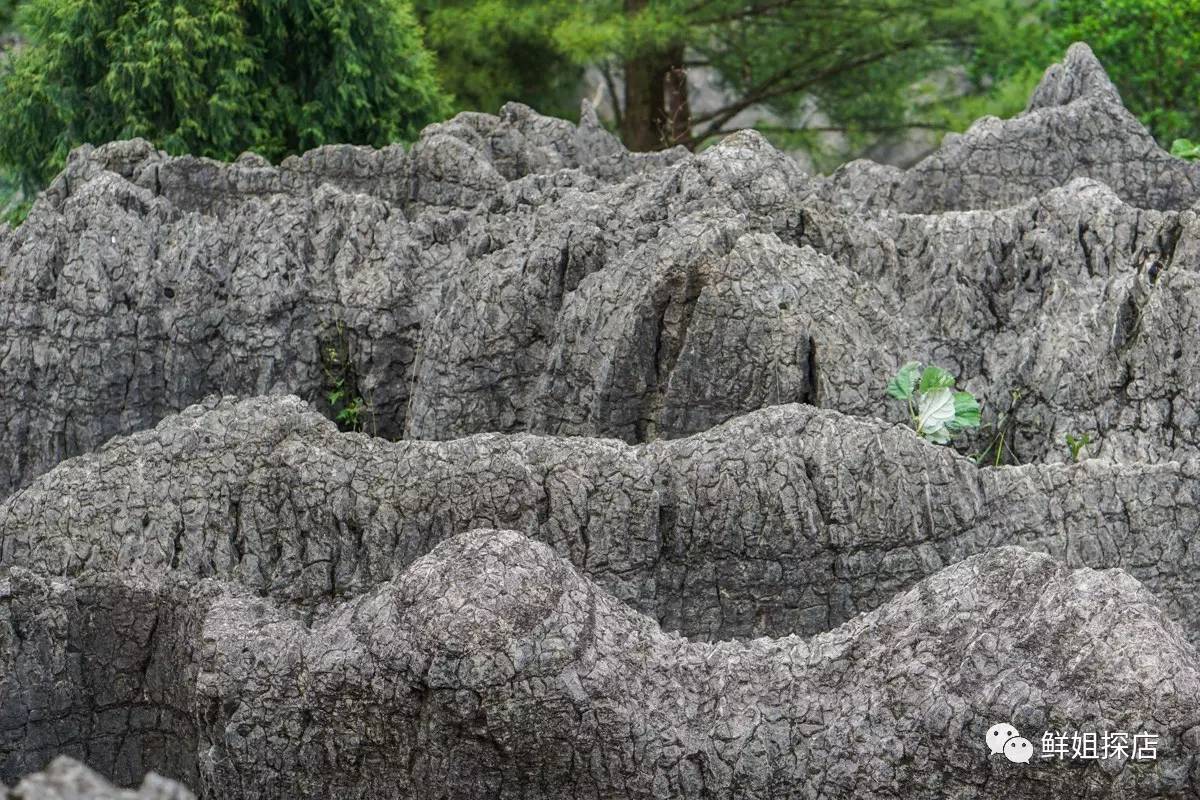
[
  {"x1": 6, "y1": 395, "x2": 1200, "y2": 647},
  {"x1": 4, "y1": 42, "x2": 1200, "y2": 799},
  {"x1": 3, "y1": 522, "x2": 1200, "y2": 798},
  {"x1": 3, "y1": 44, "x2": 1200, "y2": 499},
  {"x1": 4, "y1": 396, "x2": 1200, "y2": 796}
]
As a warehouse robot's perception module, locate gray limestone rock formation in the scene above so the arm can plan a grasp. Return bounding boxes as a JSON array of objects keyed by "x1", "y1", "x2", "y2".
[
  {"x1": 6, "y1": 394, "x2": 1200, "y2": 647},
  {"x1": 4, "y1": 521, "x2": 1200, "y2": 798},
  {"x1": 2, "y1": 45, "x2": 1200, "y2": 501},
  {"x1": 4, "y1": 396, "x2": 1200, "y2": 796},
  {"x1": 3, "y1": 42, "x2": 1200, "y2": 799}
]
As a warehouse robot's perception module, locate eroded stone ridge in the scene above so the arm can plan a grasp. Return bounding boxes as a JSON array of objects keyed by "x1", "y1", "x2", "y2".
[
  {"x1": 6, "y1": 395, "x2": 1200, "y2": 647},
  {"x1": 4, "y1": 529, "x2": 1199, "y2": 798},
  {"x1": 5, "y1": 396, "x2": 1200, "y2": 796},
  {"x1": 2, "y1": 45, "x2": 1199, "y2": 499}
]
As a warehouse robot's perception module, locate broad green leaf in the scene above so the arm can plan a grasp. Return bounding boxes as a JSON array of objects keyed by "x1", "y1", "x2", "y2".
[
  {"x1": 952, "y1": 391, "x2": 981, "y2": 429},
  {"x1": 918, "y1": 365, "x2": 956, "y2": 393},
  {"x1": 886, "y1": 361, "x2": 921, "y2": 401},
  {"x1": 916, "y1": 387, "x2": 956, "y2": 435},
  {"x1": 923, "y1": 427, "x2": 952, "y2": 444}
]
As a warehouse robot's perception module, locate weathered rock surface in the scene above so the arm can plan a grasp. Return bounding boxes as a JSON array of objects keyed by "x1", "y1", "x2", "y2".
[
  {"x1": 5, "y1": 396, "x2": 1200, "y2": 796},
  {"x1": 4, "y1": 525, "x2": 1200, "y2": 798},
  {"x1": 2, "y1": 44, "x2": 1199, "y2": 499},
  {"x1": 8, "y1": 394, "x2": 1200, "y2": 646}
]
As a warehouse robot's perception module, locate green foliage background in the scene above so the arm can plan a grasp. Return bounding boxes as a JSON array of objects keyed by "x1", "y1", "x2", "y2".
[
  {"x1": 0, "y1": 0, "x2": 448, "y2": 194},
  {"x1": 413, "y1": 0, "x2": 584, "y2": 121},
  {"x1": 1055, "y1": 0, "x2": 1200, "y2": 145},
  {"x1": 965, "y1": 0, "x2": 1200, "y2": 147},
  {"x1": 417, "y1": 0, "x2": 985, "y2": 153},
  {"x1": 408, "y1": 0, "x2": 1200, "y2": 162}
]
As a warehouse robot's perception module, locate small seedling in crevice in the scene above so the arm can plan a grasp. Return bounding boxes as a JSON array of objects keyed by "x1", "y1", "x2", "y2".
[
  {"x1": 1065, "y1": 432, "x2": 1094, "y2": 462},
  {"x1": 972, "y1": 388, "x2": 1022, "y2": 467},
  {"x1": 320, "y1": 321, "x2": 376, "y2": 435},
  {"x1": 886, "y1": 361, "x2": 980, "y2": 444}
]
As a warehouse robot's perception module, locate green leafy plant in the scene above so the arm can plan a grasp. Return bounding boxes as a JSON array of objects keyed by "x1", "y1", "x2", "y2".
[
  {"x1": 1171, "y1": 139, "x2": 1200, "y2": 161},
  {"x1": 320, "y1": 322, "x2": 375, "y2": 435},
  {"x1": 1065, "y1": 432, "x2": 1094, "y2": 462},
  {"x1": 886, "y1": 361, "x2": 981, "y2": 444}
]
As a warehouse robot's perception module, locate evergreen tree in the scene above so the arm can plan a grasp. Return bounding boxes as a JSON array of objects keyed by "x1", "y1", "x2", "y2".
[{"x1": 0, "y1": 0, "x2": 450, "y2": 193}]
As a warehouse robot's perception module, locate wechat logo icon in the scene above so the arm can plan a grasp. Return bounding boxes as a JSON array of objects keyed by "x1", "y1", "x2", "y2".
[{"x1": 987, "y1": 722, "x2": 1033, "y2": 764}]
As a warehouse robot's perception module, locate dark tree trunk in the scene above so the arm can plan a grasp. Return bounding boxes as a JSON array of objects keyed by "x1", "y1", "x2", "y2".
[
  {"x1": 620, "y1": 0, "x2": 690, "y2": 151},
  {"x1": 663, "y1": 58, "x2": 691, "y2": 147}
]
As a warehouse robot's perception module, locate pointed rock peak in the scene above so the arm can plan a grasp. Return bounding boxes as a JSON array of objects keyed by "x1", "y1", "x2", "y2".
[
  {"x1": 499, "y1": 101, "x2": 539, "y2": 123},
  {"x1": 697, "y1": 128, "x2": 790, "y2": 170},
  {"x1": 579, "y1": 98, "x2": 601, "y2": 130},
  {"x1": 1026, "y1": 42, "x2": 1123, "y2": 111},
  {"x1": 694, "y1": 127, "x2": 805, "y2": 188},
  {"x1": 709, "y1": 128, "x2": 774, "y2": 153},
  {"x1": 234, "y1": 151, "x2": 271, "y2": 168}
]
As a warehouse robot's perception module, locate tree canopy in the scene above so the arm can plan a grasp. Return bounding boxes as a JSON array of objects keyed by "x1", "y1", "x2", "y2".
[
  {"x1": 414, "y1": 0, "x2": 1200, "y2": 157},
  {"x1": 416, "y1": 0, "x2": 993, "y2": 153},
  {"x1": 1018, "y1": 0, "x2": 1200, "y2": 146},
  {"x1": 0, "y1": 0, "x2": 449, "y2": 193},
  {"x1": 413, "y1": 0, "x2": 584, "y2": 122}
]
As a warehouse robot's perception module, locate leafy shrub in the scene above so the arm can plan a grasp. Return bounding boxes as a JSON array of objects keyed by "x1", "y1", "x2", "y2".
[
  {"x1": 0, "y1": 0, "x2": 450, "y2": 193},
  {"x1": 1172, "y1": 139, "x2": 1200, "y2": 161},
  {"x1": 887, "y1": 362, "x2": 981, "y2": 444},
  {"x1": 321, "y1": 321, "x2": 375, "y2": 435}
]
